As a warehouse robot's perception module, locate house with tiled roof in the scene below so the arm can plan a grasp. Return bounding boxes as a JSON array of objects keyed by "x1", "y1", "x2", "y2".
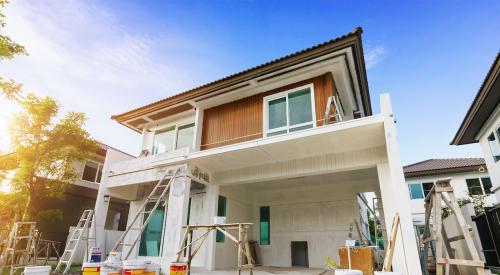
[{"x1": 403, "y1": 158, "x2": 497, "y2": 229}]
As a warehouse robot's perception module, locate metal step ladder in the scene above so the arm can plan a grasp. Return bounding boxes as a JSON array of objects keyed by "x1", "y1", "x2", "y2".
[
  {"x1": 55, "y1": 209, "x2": 95, "y2": 274},
  {"x1": 108, "y1": 168, "x2": 180, "y2": 260},
  {"x1": 323, "y1": 95, "x2": 344, "y2": 125},
  {"x1": 0, "y1": 222, "x2": 37, "y2": 275}
]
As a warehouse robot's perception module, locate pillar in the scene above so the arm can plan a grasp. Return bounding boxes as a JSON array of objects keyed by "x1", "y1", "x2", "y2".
[{"x1": 204, "y1": 184, "x2": 220, "y2": 271}]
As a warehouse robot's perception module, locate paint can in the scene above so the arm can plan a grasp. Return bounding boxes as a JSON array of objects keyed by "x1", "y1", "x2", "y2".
[
  {"x1": 82, "y1": 262, "x2": 102, "y2": 275},
  {"x1": 335, "y1": 270, "x2": 363, "y2": 275},
  {"x1": 144, "y1": 262, "x2": 160, "y2": 275},
  {"x1": 122, "y1": 260, "x2": 145, "y2": 275},
  {"x1": 23, "y1": 266, "x2": 51, "y2": 275},
  {"x1": 90, "y1": 247, "x2": 102, "y2": 262},
  {"x1": 169, "y1": 262, "x2": 187, "y2": 275}
]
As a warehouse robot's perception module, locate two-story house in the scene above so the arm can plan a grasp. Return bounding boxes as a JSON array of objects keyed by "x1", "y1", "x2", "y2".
[{"x1": 93, "y1": 28, "x2": 421, "y2": 274}]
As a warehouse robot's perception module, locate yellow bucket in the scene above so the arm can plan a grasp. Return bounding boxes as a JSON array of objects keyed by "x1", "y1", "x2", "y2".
[
  {"x1": 82, "y1": 262, "x2": 101, "y2": 275},
  {"x1": 169, "y1": 263, "x2": 187, "y2": 275}
]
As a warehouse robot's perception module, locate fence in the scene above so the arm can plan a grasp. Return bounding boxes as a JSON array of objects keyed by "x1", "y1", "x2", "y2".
[{"x1": 472, "y1": 204, "x2": 500, "y2": 268}]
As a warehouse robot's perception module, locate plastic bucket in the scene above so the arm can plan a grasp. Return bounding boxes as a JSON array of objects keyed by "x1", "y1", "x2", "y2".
[
  {"x1": 169, "y1": 263, "x2": 187, "y2": 275},
  {"x1": 335, "y1": 270, "x2": 363, "y2": 275},
  {"x1": 90, "y1": 247, "x2": 102, "y2": 263},
  {"x1": 82, "y1": 262, "x2": 102, "y2": 275},
  {"x1": 101, "y1": 262, "x2": 122, "y2": 275},
  {"x1": 24, "y1": 266, "x2": 51, "y2": 275},
  {"x1": 123, "y1": 260, "x2": 145, "y2": 275},
  {"x1": 144, "y1": 262, "x2": 159, "y2": 275},
  {"x1": 374, "y1": 272, "x2": 403, "y2": 275}
]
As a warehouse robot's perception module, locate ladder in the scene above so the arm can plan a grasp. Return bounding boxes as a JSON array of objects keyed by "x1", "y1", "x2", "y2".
[
  {"x1": 55, "y1": 209, "x2": 95, "y2": 274},
  {"x1": 0, "y1": 222, "x2": 37, "y2": 275},
  {"x1": 108, "y1": 168, "x2": 180, "y2": 260},
  {"x1": 323, "y1": 95, "x2": 344, "y2": 125}
]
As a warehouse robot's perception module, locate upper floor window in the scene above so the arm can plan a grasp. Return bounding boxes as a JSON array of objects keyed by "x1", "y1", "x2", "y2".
[
  {"x1": 422, "y1": 182, "x2": 434, "y2": 198},
  {"x1": 487, "y1": 132, "x2": 500, "y2": 162},
  {"x1": 264, "y1": 85, "x2": 316, "y2": 137},
  {"x1": 466, "y1": 177, "x2": 493, "y2": 196},
  {"x1": 408, "y1": 183, "x2": 424, "y2": 199},
  {"x1": 152, "y1": 123, "x2": 195, "y2": 155},
  {"x1": 82, "y1": 160, "x2": 103, "y2": 183}
]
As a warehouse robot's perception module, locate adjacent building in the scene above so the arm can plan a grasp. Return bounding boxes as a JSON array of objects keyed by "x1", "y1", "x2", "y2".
[{"x1": 93, "y1": 28, "x2": 421, "y2": 274}]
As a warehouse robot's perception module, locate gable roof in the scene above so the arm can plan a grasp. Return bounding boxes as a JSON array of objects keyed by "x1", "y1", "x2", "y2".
[
  {"x1": 111, "y1": 27, "x2": 371, "y2": 126},
  {"x1": 404, "y1": 158, "x2": 485, "y2": 177},
  {"x1": 451, "y1": 51, "x2": 500, "y2": 145}
]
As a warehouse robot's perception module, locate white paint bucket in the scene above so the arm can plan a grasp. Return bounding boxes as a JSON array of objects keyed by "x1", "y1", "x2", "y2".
[
  {"x1": 123, "y1": 260, "x2": 146, "y2": 275},
  {"x1": 335, "y1": 270, "x2": 363, "y2": 275},
  {"x1": 144, "y1": 262, "x2": 160, "y2": 275},
  {"x1": 374, "y1": 272, "x2": 403, "y2": 275},
  {"x1": 24, "y1": 266, "x2": 51, "y2": 275}
]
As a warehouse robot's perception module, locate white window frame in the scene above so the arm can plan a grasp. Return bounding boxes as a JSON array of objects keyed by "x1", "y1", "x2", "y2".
[
  {"x1": 487, "y1": 128, "x2": 500, "y2": 163},
  {"x1": 263, "y1": 83, "x2": 317, "y2": 137},
  {"x1": 81, "y1": 160, "x2": 103, "y2": 183},
  {"x1": 408, "y1": 183, "x2": 424, "y2": 200},
  {"x1": 152, "y1": 121, "x2": 195, "y2": 155},
  {"x1": 465, "y1": 177, "x2": 492, "y2": 195}
]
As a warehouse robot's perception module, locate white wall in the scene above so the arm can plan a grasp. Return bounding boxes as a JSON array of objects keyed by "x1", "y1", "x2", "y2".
[
  {"x1": 478, "y1": 105, "x2": 500, "y2": 201},
  {"x1": 405, "y1": 170, "x2": 497, "y2": 225}
]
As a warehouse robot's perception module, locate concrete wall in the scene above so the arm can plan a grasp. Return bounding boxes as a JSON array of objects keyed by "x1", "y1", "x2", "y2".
[
  {"x1": 406, "y1": 171, "x2": 497, "y2": 225},
  {"x1": 478, "y1": 105, "x2": 500, "y2": 201}
]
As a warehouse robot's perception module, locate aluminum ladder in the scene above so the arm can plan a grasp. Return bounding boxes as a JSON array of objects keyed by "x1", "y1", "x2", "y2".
[
  {"x1": 0, "y1": 222, "x2": 37, "y2": 275},
  {"x1": 108, "y1": 168, "x2": 180, "y2": 260},
  {"x1": 55, "y1": 209, "x2": 95, "y2": 274},
  {"x1": 323, "y1": 95, "x2": 344, "y2": 125}
]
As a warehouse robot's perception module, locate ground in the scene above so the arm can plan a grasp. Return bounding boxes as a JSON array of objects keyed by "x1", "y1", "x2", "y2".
[{"x1": 191, "y1": 267, "x2": 328, "y2": 275}]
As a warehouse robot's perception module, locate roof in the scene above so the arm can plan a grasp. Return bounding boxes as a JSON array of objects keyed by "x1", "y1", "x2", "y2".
[
  {"x1": 112, "y1": 27, "x2": 371, "y2": 127},
  {"x1": 404, "y1": 158, "x2": 485, "y2": 177},
  {"x1": 451, "y1": 51, "x2": 500, "y2": 145}
]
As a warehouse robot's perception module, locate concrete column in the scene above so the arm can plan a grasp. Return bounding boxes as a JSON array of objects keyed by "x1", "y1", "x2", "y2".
[
  {"x1": 204, "y1": 184, "x2": 219, "y2": 271},
  {"x1": 378, "y1": 93, "x2": 422, "y2": 275},
  {"x1": 193, "y1": 107, "x2": 204, "y2": 151},
  {"x1": 162, "y1": 170, "x2": 192, "y2": 267}
]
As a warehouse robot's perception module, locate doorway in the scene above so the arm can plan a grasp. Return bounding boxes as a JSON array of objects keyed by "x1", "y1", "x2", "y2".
[{"x1": 291, "y1": 241, "x2": 309, "y2": 267}]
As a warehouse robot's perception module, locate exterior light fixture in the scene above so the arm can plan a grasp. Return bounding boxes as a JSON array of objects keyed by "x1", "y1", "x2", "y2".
[{"x1": 104, "y1": 195, "x2": 110, "y2": 203}]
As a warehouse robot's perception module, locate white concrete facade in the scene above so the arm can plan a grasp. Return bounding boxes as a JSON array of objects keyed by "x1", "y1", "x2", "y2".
[{"x1": 477, "y1": 105, "x2": 500, "y2": 201}]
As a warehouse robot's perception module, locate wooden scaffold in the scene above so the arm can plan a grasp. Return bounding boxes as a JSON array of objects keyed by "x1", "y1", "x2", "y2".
[
  {"x1": 176, "y1": 223, "x2": 254, "y2": 275},
  {"x1": 422, "y1": 178, "x2": 485, "y2": 275}
]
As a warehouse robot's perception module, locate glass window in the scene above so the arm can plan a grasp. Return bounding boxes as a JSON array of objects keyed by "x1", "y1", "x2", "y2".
[
  {"x1": 260, "y1": 206, "x2": 270, "y2": 245},
  {"x1": 481, "y1": 177, "x2": 493, "y2": 194},
  {"x1": 139, "y1": 203, "x2": 165, "y2": 256},
  {"x1": 422, "y1": 182, "x2": 434, "y2": 198},
  {"x1": 408, "y1": 183, "x2": 424, "y2": 199},
  {"x1": 216, "y1": 196, "x2": 227, "y2": 243},
  {"x1": 487, "y1": 133, "x2": 500, "y2": 162},
  {"x1": 176, "y1": 123, "x2": 195, "y2": 150},
  {"x1": 82, "y1": 161, "x2": 101, "y2": 182},
  {"x1": 266, "y1": 86, "x2": 314, "y2": 137},
  {"x1": 153, "y1": 126, "x2": 175, "y2": 155},
  {"x1": 466, "y1": 178, "x2": 484, "y2": 195}
]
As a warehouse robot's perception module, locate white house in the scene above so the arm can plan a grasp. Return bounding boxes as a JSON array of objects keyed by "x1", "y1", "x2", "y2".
[
  {"x1": 452, "y1": 52, "x2": 500, "y2": 201},
  {"x1": 93, "y1": 28, "x2": 421, "y2": 274},
  {"x1": 403, "y1": 158, "x2": 497, "y2": 231}
]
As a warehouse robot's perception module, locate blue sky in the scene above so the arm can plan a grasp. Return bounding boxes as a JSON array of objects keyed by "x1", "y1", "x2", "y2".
[{"x1": 0, "y1": 0, "x2": 499, "y2": 165}]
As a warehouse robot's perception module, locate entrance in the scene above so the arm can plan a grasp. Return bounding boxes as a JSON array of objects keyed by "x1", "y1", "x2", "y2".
[{"x1": 291, "y1": 241, "x2": 309, "y2": 267}]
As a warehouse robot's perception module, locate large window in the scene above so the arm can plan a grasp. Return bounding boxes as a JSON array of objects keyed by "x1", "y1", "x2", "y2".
[
  {"x1": 81, "y1": 160, "x2": 103, "y2": 183},
  {"x1": 487, "y1": 132, "x2": 500, "y2": 162},
  {"x1": 408, "y1": 183, "x2": 424, "y2": 199},
  {"x1": 216, "y1": 196, "x2": 227, "y2": 243},
  {"x1": 264, "y1": 85, "x2": 315, "y2": 137},
  {"x1": 260, "y1": 206, "x2": 270, "y2": 245},
  {"x1": 466, "y1": 177, "x2": 493, "y2": 196},
  {"x1": 152, "y1": 123, "x2": 195, "y2": 155},
  {"x1": 139, "y1": 203, "x2": 165, "y2": 256}
]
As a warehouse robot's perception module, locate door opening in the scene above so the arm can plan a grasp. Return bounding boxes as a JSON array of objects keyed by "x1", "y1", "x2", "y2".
[{"x1": 291, "y1": 241, "x2": 309, "y2": 267}]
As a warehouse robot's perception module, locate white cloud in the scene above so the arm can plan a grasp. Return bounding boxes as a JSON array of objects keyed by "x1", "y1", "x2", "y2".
[
  {"x1": 0, "y1": 0, "x2": 196, "y2": 154},
  {"x1": 364, "y1": 46, "x2": 386, "y2": 69}
]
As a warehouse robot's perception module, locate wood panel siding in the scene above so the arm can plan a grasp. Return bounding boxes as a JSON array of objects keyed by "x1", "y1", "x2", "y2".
[{"x1": 201, "y1": 73, "x2": 337, "y2": 150}]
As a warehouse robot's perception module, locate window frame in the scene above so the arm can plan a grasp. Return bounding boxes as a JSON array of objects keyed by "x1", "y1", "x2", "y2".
[
  {"x1": 466, "y1": 177, "x2": 493, "y2": 196},
  {"x1": 263, "y1": 84, "x2": 317, "y2": 137},
  {"x1": 487, "y1": 130, "x2": 500, "y2": 162},
  {"x1": 408, "y1": 183, "x2": 425, "y2": 200},
  {"x1": 81, "y1": 160, "x2": 103, "y2": 183},
  {"x1": 152, "y1": 121, "x2": 195, "y2": 155}
]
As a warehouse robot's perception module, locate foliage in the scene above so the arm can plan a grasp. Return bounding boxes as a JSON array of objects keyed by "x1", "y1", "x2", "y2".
[
  {"x1": 442, "y1": 194, "x2": 488, "y2": 219},
  {"x1": 0, "y1": 0, "x2": 27, "y2": 61}
]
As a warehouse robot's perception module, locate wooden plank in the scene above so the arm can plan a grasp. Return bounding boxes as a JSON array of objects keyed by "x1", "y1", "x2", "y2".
[
  {"x1": 382, "y1": 213, "x2": 399, "y2": 271},
  {"x1": 436, "y1": 258, "x2": 485, "y2": 267},
  {"x1": 338, "y1": 247, "x2": 375, "y2": 275},
  {"x1": 441, "y1": 226, "x2": 460, "y2": 275},
  {"x1": 434, "y1": 191, "x2": 443, "y2": 275}
]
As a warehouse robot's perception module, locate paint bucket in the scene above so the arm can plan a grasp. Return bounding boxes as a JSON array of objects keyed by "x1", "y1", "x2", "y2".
[
  {"x1": 90, "y1": 247, "x2": 102, "y2": 263},
  {"x1": 374, "y1": 272, "x2": 403, "y2": 275},
  {"x1": 82, "y1": 262, "x2": 102, "y2": 275},
  {"x1": 101, "y1": 263, "x2": 122, "y2": 275},
  {"x1": 144, "y1": 262, "x2": 160, "y2": 275},
  {"x1": 169, "y1": 262, "x2": 187, "y2": 275},
  {"x1": 24, "y1": 266, "x2": 51, "y2": 275},
  {"x1": 107, "y1": 251, "x2": 122, "y2": 262},
  {"x1": 335, "y1": 270, "x2": 363, "y2": 275},
  {"x1": 122, "y1": 260, "x2": 145, "y2": 275}
]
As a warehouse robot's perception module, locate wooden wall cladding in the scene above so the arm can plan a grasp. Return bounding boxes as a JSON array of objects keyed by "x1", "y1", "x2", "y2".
[{"x1": 201, "y1": 72, "x2": 337, "y2": 150}]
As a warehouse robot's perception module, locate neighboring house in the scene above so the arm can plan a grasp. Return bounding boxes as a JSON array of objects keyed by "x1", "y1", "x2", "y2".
[
  {"x1": 93, "y1": 28, "x2": 421, "y2": 274},
  {"x1": 452, "y1": 52, "x2": 500, "y2": 201},
  {"x1": 404, "y1": 158, "x2": 497, "y2": 230}
]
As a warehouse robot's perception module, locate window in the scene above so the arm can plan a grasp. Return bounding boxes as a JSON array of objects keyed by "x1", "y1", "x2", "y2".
[
  {"x1": 265, "y1": 85, "x2": 315, "y2": 137},
  {"x1": 408, "y1": 183, "x2": 424, "y2": 199},
  {"x1": 466, "y1": 177, "x2": 493, "y2": 196},
  {"x1": 260, "y1": 206, "x2": 270, "y2": 245},
  {"x1": 82, "y1": 160, "x2": 103, "y2": 183},
  {"x1": 176, "y1": 123, "x2": 195, "y2": 150},
  {"x1": 216, "y1": 196, "x2": 227, "y2": 243},
  {"x1": 139, "y1": 203, "x2": 165, "y2": 256},
  {"x1": 487, "y1": 133, "x2": 500, "y2": 162},
  {"x1": 422, "y1": 182, "x2": 434, "y2": 198}
]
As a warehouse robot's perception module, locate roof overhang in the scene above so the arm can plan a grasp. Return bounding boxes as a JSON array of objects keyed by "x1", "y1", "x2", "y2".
[
  {"x1": 452, "y1": 52, "x2": 500, "y2": 145},
  {"x1": 404, "y1": 165, "x2": 484, "y2": 178},
  {"x1": 112, "y1": 27, "x2": 371, "y2": 132}
]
